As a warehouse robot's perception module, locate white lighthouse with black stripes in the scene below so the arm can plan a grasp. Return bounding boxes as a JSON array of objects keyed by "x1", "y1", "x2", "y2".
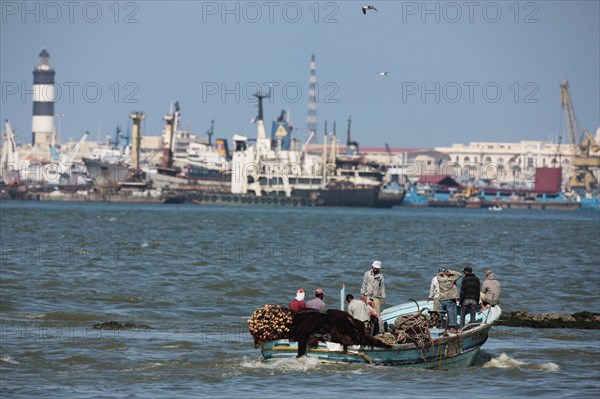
[{"x1": 32, "y1": 49, "x2": 56, "y2": 146}]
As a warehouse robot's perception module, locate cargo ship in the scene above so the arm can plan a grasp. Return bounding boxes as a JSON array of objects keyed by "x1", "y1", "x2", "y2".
[
  {"x1": 146, "y1": 94, "x2": 404, "y2": 208},
  {"x1": 225, "y1": 93, "x2": 404, "y2": 208}
]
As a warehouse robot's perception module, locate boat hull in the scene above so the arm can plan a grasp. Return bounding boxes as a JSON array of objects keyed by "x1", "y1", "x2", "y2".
[
  {"x1": 260, "y1": 302, "x2": 500, "y2": 369},
  {"x1": 83, "y1": 158, "x2": 131, "y2": 186},
  {"x1": 261, "y1": 324, "x2": 490, "y2": 368},
  {"x1": 292, "y1": 186, "x2": 404, "y2": 208}
]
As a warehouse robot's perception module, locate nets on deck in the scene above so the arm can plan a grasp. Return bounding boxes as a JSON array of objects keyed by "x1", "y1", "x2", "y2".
[{"x1": 247, "y1": 305, "x2": 294, "y2": 348}]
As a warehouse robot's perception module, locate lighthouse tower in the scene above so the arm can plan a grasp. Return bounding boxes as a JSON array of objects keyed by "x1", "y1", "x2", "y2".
[{"x1": 32, "y1": 49, "x2": 56, "y2": 146}]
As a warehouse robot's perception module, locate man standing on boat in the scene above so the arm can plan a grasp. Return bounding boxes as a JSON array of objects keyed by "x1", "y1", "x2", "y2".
[
  {"x1": 459, "y1": 266, "x2": 481, "y2": 329},
  {"x1": 360, "y1": 260, "x2": 386, "y2": 315},
  {"x1": 428, "y1": 267, "x2": 445, "y2": 310},
  {"x1": 438, "y1": 268, "x2": 462, "y2": 333}
]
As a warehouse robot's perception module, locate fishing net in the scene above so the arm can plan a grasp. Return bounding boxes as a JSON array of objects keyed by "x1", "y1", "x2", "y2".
[{"x1": 247, "y1": 305, "x2": 294, "y2": 348}]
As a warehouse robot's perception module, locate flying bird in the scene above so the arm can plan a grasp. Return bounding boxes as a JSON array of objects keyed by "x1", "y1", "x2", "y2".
[
  {"x1": 362, "y1": 5, "x2": 377, "y2": 14},
  {"x1": 378, "y1": 71, "x2": 391, "y2": 76}
]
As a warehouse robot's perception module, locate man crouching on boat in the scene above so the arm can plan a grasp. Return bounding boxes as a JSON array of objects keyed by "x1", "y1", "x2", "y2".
[{"x1": 346, "y1": 294, "x2": 371, "y2": 331}]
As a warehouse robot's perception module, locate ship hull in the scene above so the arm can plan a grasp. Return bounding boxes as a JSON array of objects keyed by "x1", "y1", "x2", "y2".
[
  {"x1": 184, "y1": 165, "x2": 232, "y2": 182},
  {"x1": 83, "y1": 158, "x2": 131, "y2": 186},
  {"x1": 293, "y1": 186, "x2": 404, "y2": 208}
]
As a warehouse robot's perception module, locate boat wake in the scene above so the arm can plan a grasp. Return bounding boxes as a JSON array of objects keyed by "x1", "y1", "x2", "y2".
[
  {"x1": 483, "y1": 352, "x2": 560, "y2": 372},
  {"x1": 1, "y1": 355, "x2": 20, "y2": 365},
  {"x1": 239, "y1": 356, "x2": 322, "y2": 371}
]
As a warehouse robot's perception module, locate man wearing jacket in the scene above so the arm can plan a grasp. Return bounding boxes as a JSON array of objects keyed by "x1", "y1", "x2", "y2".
[
  {"x1": 459, "y1": 266, "x2": 481, "y2": 329},
  {"x1": 360, "y1": 260, "x2": 386, "y2": 315},
  {"x1": 438, "y1": 268, "x2": 462, "y2": 333},
  {"x1": 480, "y1": 269, "x2": 501, "y2": 311}
]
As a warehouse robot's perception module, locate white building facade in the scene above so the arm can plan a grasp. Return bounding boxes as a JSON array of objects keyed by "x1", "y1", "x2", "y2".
[{"x1": 434, "y1": 140, "x2": 582, "y2": 188}]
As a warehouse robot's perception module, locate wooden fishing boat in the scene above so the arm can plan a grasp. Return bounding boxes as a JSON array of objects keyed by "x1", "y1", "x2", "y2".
[{"x1": 260, "y1": 300, "x2": 502, "y2": 368}]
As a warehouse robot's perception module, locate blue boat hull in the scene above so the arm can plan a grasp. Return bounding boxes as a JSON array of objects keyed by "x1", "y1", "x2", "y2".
[
  {"x1": 261, "y1": 303, "x2": 501, "y2": 369},
  {"x1": 261, "y1": 324, "x2": 490, "y2": 368}
]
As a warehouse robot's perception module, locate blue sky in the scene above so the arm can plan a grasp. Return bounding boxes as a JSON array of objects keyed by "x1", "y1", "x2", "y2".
[{"x1": 1, "y1": 1, "x2": 599, "y2": 148}]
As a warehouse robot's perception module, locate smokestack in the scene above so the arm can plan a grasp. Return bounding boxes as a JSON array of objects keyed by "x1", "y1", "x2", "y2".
[{"x1": 129, "y1": 112, "x2": 145, "y2": 171}]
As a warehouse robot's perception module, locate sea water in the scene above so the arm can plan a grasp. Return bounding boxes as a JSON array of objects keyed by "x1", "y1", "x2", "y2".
[{"x1": 1, "y1": 201, "x2": 599, "y2": 398}]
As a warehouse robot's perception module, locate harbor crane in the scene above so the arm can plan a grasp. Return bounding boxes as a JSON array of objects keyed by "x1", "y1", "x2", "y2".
[
  {"x1": 559, "y1": 80, "x2": 600, "y2": 192},
  {"x1": 385, "y1": 143, "x2": 393, "y2": 165},
  {"x1": 1, "y1": 120, "x2": 19, "y2": 183},
  {"x1": 62, "y1": 132, "x2": 88, "y2": 166}
]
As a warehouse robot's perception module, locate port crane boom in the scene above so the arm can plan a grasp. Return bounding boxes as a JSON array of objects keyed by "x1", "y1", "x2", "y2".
[
  {"x1": 560, "y1": 80, "x2": 579, "y2": 152},
  {"x1": 559, "y1": 80, "x2": 600, "y2": 192}
]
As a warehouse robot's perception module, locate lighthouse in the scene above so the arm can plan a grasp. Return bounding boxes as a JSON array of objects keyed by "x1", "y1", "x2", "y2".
[{"x1": 32, "y1": 49, "x2": 56, "y2": 146}]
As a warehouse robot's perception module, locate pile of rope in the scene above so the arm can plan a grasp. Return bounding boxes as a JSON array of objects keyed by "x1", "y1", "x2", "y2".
[
  {"x1": 247, "y1": 305, "x2": 294, "y2": 348},
  {"x1": 387, "y1": 312, "x2": 433, "y2": 350},
  {"x1": 374, "y1": 332, "x2": 398, "y2": 346}
]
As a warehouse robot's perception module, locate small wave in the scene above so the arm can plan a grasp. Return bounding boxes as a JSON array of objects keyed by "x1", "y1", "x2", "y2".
[
  {"x1": 43, "y1": 311, "x2": 100, "y2": 322},
  {"x1": 535, "y1": 362, "x2": 560, "y2": 372},
  {"x1": 484, "y1": 352, "x2": 560, "y2": 372},
  {"x1": 203, "y1": 281, "x2": 237, "y2": 290},
  {"x1": 124, "y1": 362, "x2": 164, "y2": 372},
  {"x1": 484, "y1": 353, "x2": 525, "y2": 368},
  {"x1": 18, "y1": 313, "x2": 46, "y2": 319},
  {"x1": 1, "y1": 355, "x2": 20, "y2": 364},
  {"x1": 159, "y1": 341, "x2": 197, "y2": 350},
  {"x1": 102, "y1": 342, "x2": 129, "y2": 351},
  {"x1": 239, "y1": 355, "x2": 321, "y2": 371},
  {"x1": 97, "y1": 296, "x2": 141, "y2": 304},
  {"x1": 108, "y1": 217, "x2": 117, "y2": 221},
  {"x1": 61, "y1": 355, "x2": 98, "y2": 365},
  {"x1": 0, "y1": 303, "x2": 16, "y2": 311},
  {"x1": 228, "y1": 288, "x2": 262, "y2": 297}
]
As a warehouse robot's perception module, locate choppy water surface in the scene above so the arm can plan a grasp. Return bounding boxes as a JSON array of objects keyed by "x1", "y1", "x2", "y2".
[{"x1": 1, "y1": 201, "x2": 599, "y2": 398}]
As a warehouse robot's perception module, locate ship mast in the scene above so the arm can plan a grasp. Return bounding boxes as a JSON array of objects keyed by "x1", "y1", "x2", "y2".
[
  {"x1": 322, "y1": 121, "x2": 328, "y2": 183},
  {"x1": 330, "y1": 121, "x2": 336, "y2": 164},
  {"x1": 346, "y1": 115, "x2": 359, "y2": 156},
  {"x1": 207, "y1": 119, "x2": 214, "y2": 147}
]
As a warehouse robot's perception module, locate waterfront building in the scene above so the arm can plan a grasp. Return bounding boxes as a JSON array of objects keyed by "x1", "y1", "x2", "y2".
[{"x1": 434, "y1": 140, "x2": 587, "y2": 188}]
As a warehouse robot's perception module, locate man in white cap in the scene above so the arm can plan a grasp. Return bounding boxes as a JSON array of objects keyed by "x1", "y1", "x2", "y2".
[
  {"x1": 428, "y1": 267, "x2": 446, "y2": 311},
  {"x1": 360, "y1": 260, "x2": 386, "y2": 315}
]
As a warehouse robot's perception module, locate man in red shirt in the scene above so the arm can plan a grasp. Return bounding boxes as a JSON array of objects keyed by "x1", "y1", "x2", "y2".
[{"x1": 289, "y1": 288, "x2": 307, "y2": 312}]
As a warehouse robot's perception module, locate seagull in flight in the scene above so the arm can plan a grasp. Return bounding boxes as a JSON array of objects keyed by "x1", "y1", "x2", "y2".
[
  {"x1": 362, "y1": 5, "x2": 377, "y2": 14},
  {"x1": 378, "y1": 71, "x2": 391, "y2": 76}
]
